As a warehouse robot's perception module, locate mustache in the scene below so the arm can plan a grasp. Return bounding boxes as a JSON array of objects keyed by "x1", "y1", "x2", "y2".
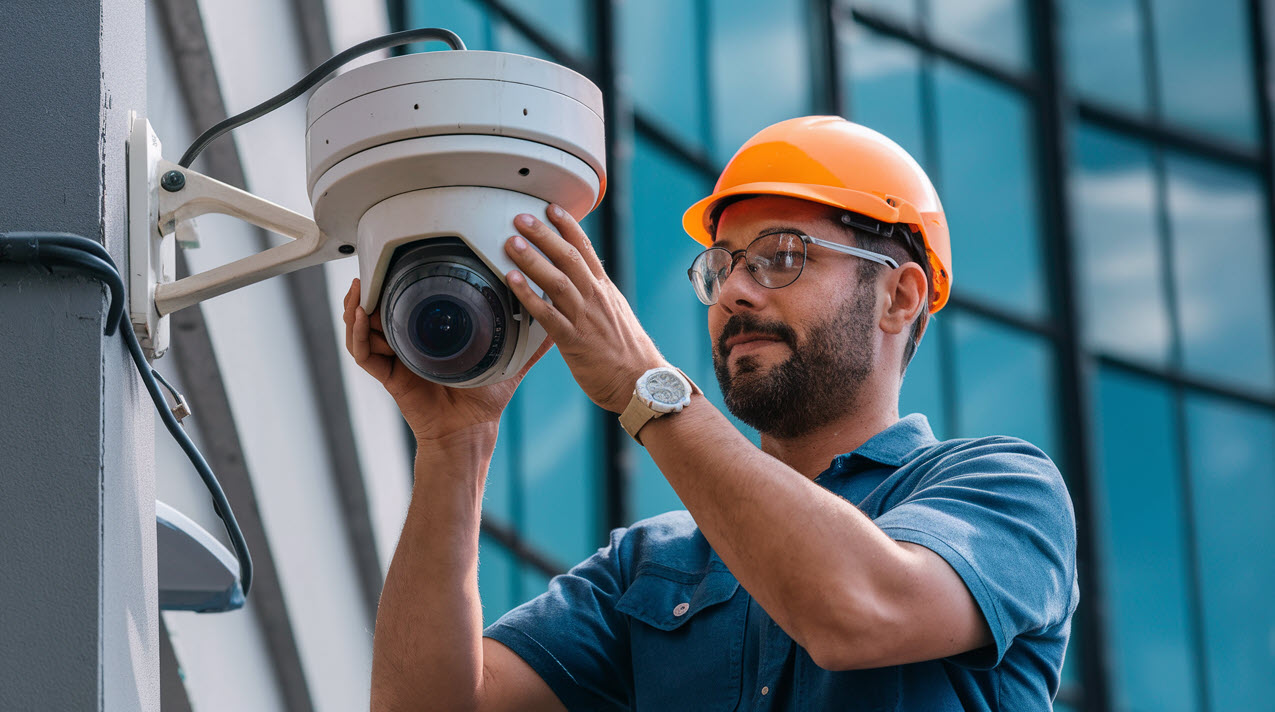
[{"x1": 716, "y1": 314, "x2": 797, "y2": 356}]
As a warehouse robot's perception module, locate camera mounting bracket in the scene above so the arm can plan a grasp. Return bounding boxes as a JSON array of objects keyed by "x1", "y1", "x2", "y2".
[{"x1": 127, "y1": 113, "x2": 353, "y2": 359}]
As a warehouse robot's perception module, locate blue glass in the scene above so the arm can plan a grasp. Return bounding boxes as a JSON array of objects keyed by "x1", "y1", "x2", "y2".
[
  {"x1": 1165, "y1": 154, "x2": 1275, "y2": 393},
  {"x1": 517, "y1": 347, "x2": 600, "y2": 566},
  {"x1": 483, "y1": 403, "x2": 517, "y2": 523},
  {"x1": 1069, "y1": 124, "x2": 1171, "y2": 364},
  {"x1": 518, "y1": 566, "x2": 553, "y2": 604},
  {"x1": 899, "y1": 316, "x2": 948, "y2": 440},
  {"x1": 928, "y1": 0, "x2": 1028, "y2": 71},
  {"x1": 1151, "y1": 0, "x2": 1258, "y2": 145},
  {"x1": 840, "y1": 25, "x2": 927, "y2": 165},
  {"x1": 405, "y1": 0, "x2": 492, "y2": 52},
  {"x1": 622, "y1": 0, "x2": 707, "y2": 148},
  {"x1": 1185, "y1": 396, "x2": 1275, "y2": 711},
  {"x1": 708, "y1": 0, "x2": 813, "y2": 163},
  {"x1": 478, "y1": 533, "x2": 517, "y2": 625},
  {"x1": 1092, "y1": 368, "x2": 1198, "y2": 712},
  {"x1": 501, "y1": 0, "x2": 590, "y2": 59},
  {"x1": 494, "y1": 20, "x2": 554, "y2": 61},
  {"x1": 934, "y1": 61, "x2": 1046, "y2": 316},
  {"x1": 853, "y1": 0, "x2": 919, "y2": 25},
  {"x1": 950, "y1": 312, "x2": 1057, "y2": 458},
  {"x1": 1060, "y1": 0, "x2": 1149, "y2": 112}
]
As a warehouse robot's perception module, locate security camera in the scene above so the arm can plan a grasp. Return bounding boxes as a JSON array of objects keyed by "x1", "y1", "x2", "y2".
[
  {"x1": 306, "y1": 50, "x2": 606, "y2": 387},
  {"x1": 127, "y1": 36, "x2": 605, "y2": 388}
]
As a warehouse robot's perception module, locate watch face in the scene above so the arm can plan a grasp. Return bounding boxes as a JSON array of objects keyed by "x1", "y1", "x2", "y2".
[{"x1": 642, "y1": 369, "x2": 689, "y2": 407}]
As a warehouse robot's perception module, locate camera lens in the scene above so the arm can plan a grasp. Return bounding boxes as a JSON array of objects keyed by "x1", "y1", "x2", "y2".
[{"x1": 410, "y1": 297, "x2": 474, "y2": 357}]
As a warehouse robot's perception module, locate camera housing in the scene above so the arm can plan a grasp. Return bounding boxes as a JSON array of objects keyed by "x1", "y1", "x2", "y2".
[{"x1": 305, "y1": 49, "x2": 606, "y2": 387}]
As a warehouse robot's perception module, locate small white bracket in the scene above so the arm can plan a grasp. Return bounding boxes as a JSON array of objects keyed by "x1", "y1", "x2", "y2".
[{"x1": 127, "y1": 115, "x2": 355, "y2": 359}]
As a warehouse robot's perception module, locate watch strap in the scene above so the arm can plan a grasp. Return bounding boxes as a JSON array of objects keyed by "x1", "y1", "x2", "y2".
[{"x1": 619, "y1": 367, "x2": 701, "y2": 445}]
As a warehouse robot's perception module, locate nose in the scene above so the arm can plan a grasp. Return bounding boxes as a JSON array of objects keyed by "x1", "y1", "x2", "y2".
[{"x1": 715, "y1": 257, "x2": 767, "y2": 314}]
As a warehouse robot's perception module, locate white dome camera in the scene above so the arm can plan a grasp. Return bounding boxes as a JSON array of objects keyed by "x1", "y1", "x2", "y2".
[{"x1": 306, "y1": 51, "x2": 606, "y2": 387}]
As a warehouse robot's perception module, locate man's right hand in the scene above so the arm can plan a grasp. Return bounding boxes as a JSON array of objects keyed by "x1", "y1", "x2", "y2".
[{"x1": 342, "y1": 277, "x2": 553, "y2": 444}]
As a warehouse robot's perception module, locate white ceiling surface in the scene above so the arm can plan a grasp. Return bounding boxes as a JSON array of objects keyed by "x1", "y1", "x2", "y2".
[{"x1": 147, "y1": 0, "x2": 414, "y2": 708}]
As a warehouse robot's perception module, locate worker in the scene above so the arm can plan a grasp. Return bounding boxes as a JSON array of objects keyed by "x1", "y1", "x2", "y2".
[{"x1": 347, "y1": 116, "x2": 1077, "y2": 711}]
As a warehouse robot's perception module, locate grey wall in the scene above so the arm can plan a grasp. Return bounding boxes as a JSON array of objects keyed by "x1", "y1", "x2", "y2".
[{"x1": 0, "y1": 0, "x2": 157, "y2": 710}]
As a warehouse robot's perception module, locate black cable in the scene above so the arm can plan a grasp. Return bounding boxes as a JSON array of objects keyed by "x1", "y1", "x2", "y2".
[
  {"x1": 178, "y1": 27, "x2": 467, "y2": 168},
  {"x1": 0, "y1": 233, "x2": 253, "y2": 598}
]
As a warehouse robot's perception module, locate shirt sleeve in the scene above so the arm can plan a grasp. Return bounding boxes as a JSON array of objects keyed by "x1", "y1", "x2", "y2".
[
  {"x1": 872, "y1": 437, "x2": 1078, "y2": 669},
  {"x1": 483, "y1": 526, "x2": 632, "y2": 711}
]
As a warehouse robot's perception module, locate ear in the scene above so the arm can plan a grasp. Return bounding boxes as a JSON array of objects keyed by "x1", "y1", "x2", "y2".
[{"x1": 879, "y1": 263, "x2": 928, "y2": 336}]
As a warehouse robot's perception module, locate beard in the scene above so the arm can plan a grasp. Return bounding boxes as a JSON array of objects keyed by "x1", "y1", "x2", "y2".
[{"x1": 712, "y1": 285, "x2": 876, "y2": 438}]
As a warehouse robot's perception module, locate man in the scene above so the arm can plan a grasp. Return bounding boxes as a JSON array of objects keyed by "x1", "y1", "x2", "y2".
[{"x1": 347, "y1": 116, "x2": 1077, "y2": 711}]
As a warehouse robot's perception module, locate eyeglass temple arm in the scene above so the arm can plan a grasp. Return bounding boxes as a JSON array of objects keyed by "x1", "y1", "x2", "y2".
[{"x1": 804, "y1": 235, "x2": 899, "y2": 269}]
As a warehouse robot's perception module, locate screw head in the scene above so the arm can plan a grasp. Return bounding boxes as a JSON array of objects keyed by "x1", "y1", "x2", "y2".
[
  {"x1": 160, "y1": 170, "x2": 186, "y2": 192},
  {"x1": 338, "y1": 244, "x2": 355, "y2": 255}
]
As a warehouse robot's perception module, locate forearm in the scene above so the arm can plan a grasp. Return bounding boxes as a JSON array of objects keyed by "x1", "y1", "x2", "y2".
[
  {"x1": 371, "y1": 426, "x2": 497, "y2": 712},
  {"x1": 640, "y1": 397, "x2": 908, "y2": 658}
]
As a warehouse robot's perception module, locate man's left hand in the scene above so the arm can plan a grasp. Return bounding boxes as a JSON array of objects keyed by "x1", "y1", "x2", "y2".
[{"x1": 503, "y1": 205, "x2": 667, "y2": 414}]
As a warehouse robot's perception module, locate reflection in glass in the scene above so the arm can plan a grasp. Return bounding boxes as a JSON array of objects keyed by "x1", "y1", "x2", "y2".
[
  {"x1": 840, "y1": 24, "x2": 927, "y2": 165},
  {"x1": 622, "y1": 0, "x2": 706, "y2": 147},
  {"x1": 1069, "y1": 125, "x2": 1171, "y2": 363},
  {"x1": 709, "y1": 0, "x2": 812, "y2": 163},
  {"x1": 1166, "y1": 154, "x2": 1275, "y2": 392},
  {"x1": 518, "y1": 348, "x2": 600, "y2": 567},
  {"x1": 928, "y1": 0, "x2": 1027, "y2": 71},
  {"x1": 1185, "y1": 396, "x2": 1275, "y2": 710},
  {"x1": 951, "y1": 312, "x2": 1056, "y2": 457},
  {"x1": 934, "y1": 62, "x2": 1046, "y2": 315},
  {"x1": 1060, "y1": 0, "x2": 1148, "y2": 112},
  {"x1": 1151, "y1": 0, "x2": 1257, "y2": 144},
  {"x1": 1092, "y1": 369, "x2": 1198, "y2": 712}
]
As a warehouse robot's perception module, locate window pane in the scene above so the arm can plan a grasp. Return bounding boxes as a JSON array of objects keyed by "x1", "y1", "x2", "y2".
[
  {"x1": 484, "y1": 403, "x2": 517, "y2": 524},
  {"x1": 405, "y1": 0, "x2": 492, "y2": 51},
  {"x1": 900, "y1": 316, "x2": 948, "y2": 440},
  {"x1": 627, "y1": 135, "x2": 713, "y2": 520},
  {"x1": 951, "y1": 312, "x2": 1057, "y2": 458},
  {"x1": 928, "y1": 0, "x2": 1028, "y2": 71},
  {"x1": 501, "y1": 0, "x2": 590, "y2": 59},
  {"x1": 517, "y1": 348, "x2": 600, "y2": 566},
  {"x1": 934, "y1": 61, "x2": 1046, "y2": 316},
  {"x1": 1151, "y1": 0, "x2": 1258, "y2": 145},
  {"x1": 622, "y1": 0, "x2": 706, "y2": 148},
  {"x1": 478, "y1": 534, "x2": 517, "y2": 625},
  {"x1": 1061, "y1": 0, "x2": 1149, "y2": 112},
  {"x1": 851, "y1": 0, "x2": 919, "y2": 25},
  {"x1": 1166, "y1": 154, "x2": 1275, "y2": 393},
  {"x1": 839, "y1": 24, "x2": 927, "y2": 165},
  {"x1": 1069, "y1": 124, "x2": 1171, "y2": 363},
  {"x1": 519, "y1": 566, "x2": 554, "y2": 605},
  {"x1": 494, "y1": 20, "x2": 554, "y2": 61},
  {"x1": 709, "y1": 0, "x2": 813, "y2": 163},
  {"x1": 1092, "y1": 369, "x2": 1198, "y2": 712},
  {"x1": 1185, "y1": 396, "x2": 1275, "y2": 711}
]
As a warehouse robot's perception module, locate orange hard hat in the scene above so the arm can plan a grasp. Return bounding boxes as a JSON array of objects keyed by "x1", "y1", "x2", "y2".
[{"x1": 683, "y1": 116, "x2": 953, "y2": 312}]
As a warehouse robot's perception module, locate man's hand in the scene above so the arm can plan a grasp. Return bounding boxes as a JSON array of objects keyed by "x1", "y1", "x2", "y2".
[
  {"x1": 342, "y1": 278, "x2": 553, "y2": 442},
  {"x1": 503, "y1": 206, "x2": 666, "y2": 413}
]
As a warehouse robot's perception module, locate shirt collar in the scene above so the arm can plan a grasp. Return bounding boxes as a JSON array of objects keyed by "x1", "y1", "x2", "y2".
[{"x1": 830, "y1": 413, "x2": 938, "y2": 471}]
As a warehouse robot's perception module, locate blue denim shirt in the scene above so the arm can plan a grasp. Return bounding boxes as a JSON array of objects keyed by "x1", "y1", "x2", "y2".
[{"x1": 484, "y1": 414, "x2": 1078, "y2": 710}]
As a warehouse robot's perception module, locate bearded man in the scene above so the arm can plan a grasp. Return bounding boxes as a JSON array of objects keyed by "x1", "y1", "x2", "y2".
[{"x1": 350, "y1": 117, "x2": 1077, "y2": 711}]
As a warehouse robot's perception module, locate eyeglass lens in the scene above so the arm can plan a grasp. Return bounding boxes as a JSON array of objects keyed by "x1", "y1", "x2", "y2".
[{"x1": 688, "y1": 232, "x2": 807, "y2": 305}]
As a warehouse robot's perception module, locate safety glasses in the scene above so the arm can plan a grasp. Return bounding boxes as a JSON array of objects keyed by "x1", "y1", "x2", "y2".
[{"x1": 687, "y1": 230, "x2": 899, "y2": 306}]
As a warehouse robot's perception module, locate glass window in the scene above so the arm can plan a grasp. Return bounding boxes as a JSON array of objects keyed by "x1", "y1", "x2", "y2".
[
  {"x1": 927, "y1": 0, "x2": 1028, "y2": 71},
  {"x1": 1069, "y1": 124, "x2": 1171, "y2": 364},
  {"x1": 934, "y1": 61, "x2": 1046, "y2": 316},
  {"x1": 709, "y1": 0, "x2": 813, "y2": 163},
  {"x1": 519, "y1": 566, "x2": 554, "y2": 605},
  {"x1": 484, "y1": 404, "x2": 518, "y2": 524},
  {"x1": 1185, "y1": 395, "x2": 1275, "y2": 711},
  {"x1": 1092, "y1": 368, "x2": 1199, "y2": 712},
  {"x1": 494, "y1": 20, "x2": 554, "y2": 61},
  {"x1": 517, "y1": 348, "x2": 601, "y2": 566},
  {"x1": 1060, "y1": 0, "x2": 1149, "y2": 113},
  {"x1": 1165, "y1": 154, "x2": 1275, "y2": 393},
  {"x1": 622, "y1": 0, "x2": 707, "y2": 148},
  {"x1": 850, "y1": 0, "x2": 919, "y2": 25},
  {"x1": 501, "y1": 0, "x2": 590, "y2": 59},
  {"x1": 950, "y1": 312, "x2": 1057, "y2": 458},
  {"x1": 839, "y1": 24, "x2": 927, "y2": 165},
  {"x1": 406, "y1": 0, "x2": 492, "y2": 52},
  {"x1": 478, "y1": 533, "x2": 517, "y2": 625},
  {"x1": 1150, "y1": 0, "x2": 1258, "y2": 145},
  {"x1": 899, "y1": 315, "x2": 948, "y2": 440}
]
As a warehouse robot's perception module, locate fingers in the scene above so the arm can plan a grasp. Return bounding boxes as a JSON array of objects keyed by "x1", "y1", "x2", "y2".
[
  {"x1": 506, "y1": 231, "x2": 584, "y2": 318},
  {"x1": 510, "y1": 212, "x2": 595, "y2": 304},
  {"x1": 506, "y1": 270, "x2": 573, "y2": 342},
  {"x1": 352, "y1": 304, "x2": 393, "y2": 382},
  {"x1": 544, "y1": 204, "x2": 607, "y2": 280}
]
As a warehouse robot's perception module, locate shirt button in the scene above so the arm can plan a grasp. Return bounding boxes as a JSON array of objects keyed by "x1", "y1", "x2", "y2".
[
  {"x1": 673, "y1": 602, "x2": 690, "y2": 617},
  {"x1": 761, "y1": 686, "x2": 770, "y2": 696}
]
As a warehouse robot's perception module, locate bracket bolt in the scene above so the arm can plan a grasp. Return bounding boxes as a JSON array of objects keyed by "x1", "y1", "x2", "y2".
[
  {"x1": 338, "y1": 244, "x2": 355, "y2": 255},
  {"x1": 160, "y1": 170, "x2": 186, "y2": 192}
]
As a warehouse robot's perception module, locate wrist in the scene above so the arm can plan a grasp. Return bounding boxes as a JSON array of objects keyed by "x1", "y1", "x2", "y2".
[{"x1": 413, "y1": 421, "x2": 500, "y2": 453}]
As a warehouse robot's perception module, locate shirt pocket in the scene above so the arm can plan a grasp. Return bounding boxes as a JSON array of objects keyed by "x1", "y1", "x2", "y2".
[{"x1": 616, "y1": 565, "x2": 745, "y2": 711}]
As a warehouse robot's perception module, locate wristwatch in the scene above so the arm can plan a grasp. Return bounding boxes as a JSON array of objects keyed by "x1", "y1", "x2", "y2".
[{"x1": 619, "y1": 366, "x2": 701, "y2": 445}]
